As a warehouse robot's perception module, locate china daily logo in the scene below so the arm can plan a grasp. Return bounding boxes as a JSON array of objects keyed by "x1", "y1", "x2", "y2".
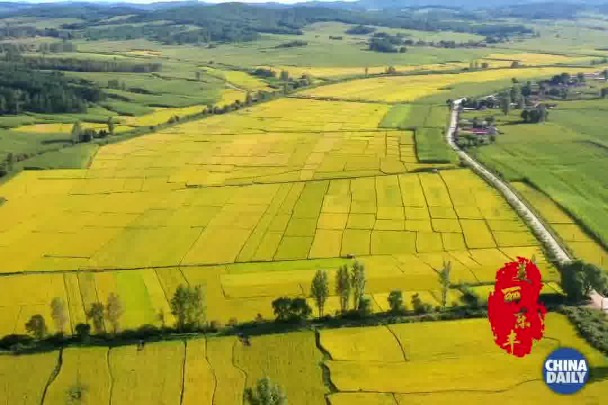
[{"x1": 543, "y1": 348, "x2": 590, "y2": 395}]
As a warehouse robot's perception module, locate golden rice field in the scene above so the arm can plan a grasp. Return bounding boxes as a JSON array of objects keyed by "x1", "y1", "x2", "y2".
[
  {"x1": 482, "y1": 52, "x2": 589, "y2": 65},
  {"x1": 125, "y1": 49, "x2": 162, "y2": 57},
  {"x1": 0, "y1": 95, "x2": 557, "y2": 333},
  {"x1": 214, "y1": 88, "x2": 247, "y2": 107},
  {"x1": 12, "y1": 122, "x2": 134, "y2": 135},
  {"x1": 257, "y1": 62, "x2": 467, "y2": 79},
  {"x1": 201, "y1": 66, "x2": 272, "y2": 91},
  {"x1": 299, "y1": 67, "x2": 596, "y2": 102},
  {"x1": 86, "y1": 99, "x2": 454, "y2": 185},
  {"x1": 0, "y1": 165, "x2": 557, "y2": 333},
  {"x1": 1, "y1": 314, "x2": 606, "y2": 404},
  {"x1": 513, "y1": 182, "x2": 608, "y2": 267},
  {"x1": 324, "y1": 314, "x2": 608, "y2": 404},
  {"x1": 0, "y1": 332, "x2": 327, "y2": 404}
]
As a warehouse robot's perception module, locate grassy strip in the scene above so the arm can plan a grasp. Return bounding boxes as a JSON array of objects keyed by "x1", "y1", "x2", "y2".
[
  {"x1": 378, "y1": 104, "x2": 411, "y2": 128},
  {"x1": 16, "y1": 144, "x2": 100, "y2": 170},
  {"x1": 100, "y1": 100, "x2": 154, "y2": 116},
  {"x1": 415, "y1": 127, "x2": 457, "y2": 163}
]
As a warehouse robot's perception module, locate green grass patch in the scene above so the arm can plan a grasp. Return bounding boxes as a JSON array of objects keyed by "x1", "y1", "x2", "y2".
[
  {"x1": 380, "y1": 104, "x2": 449, "y2": 130},
  {"x1": 474, "y1": 98, "x2": 608, "y2": 248},
  {"x1": 0, "y1": 115, "x2": 39, "y2": 129},
  {"x1": 17, "y1": 143, "x2": 99, "y2": 170},
  {"x1": 101, "y1": 99, "x2": 155, "y2": 116},
  {"x1": 379, "y1": 104, "x2": 411, "y2": 129},
  {"x1": 415, "y1": 127, "x2": 456, "y2": 163}
]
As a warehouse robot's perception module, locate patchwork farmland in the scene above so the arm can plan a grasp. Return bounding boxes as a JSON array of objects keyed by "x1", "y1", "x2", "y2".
[
  {"x1": 0, "y1": 93, "x2": 561, "y2": 337},
  {"x1": 1, "y1": 10, "x2": 608, "y2": 401},
  {"x1": 1, "y1": 314, "x2": 607, "y2": 404}
]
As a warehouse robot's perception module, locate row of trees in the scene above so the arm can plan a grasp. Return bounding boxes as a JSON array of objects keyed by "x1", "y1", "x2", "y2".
[
  {"x1": 70, "y1": 118, "x2": 116, "y2": 143},
  {"x1": 0, "y1": 42, "x2": 77, "y2": 56},
  {"x1": 368, "y1": 33, "x2": 407, "y2": 53},
  {"x1": 24, "y1": 294, "x2": 124, "y2": 340},
  {"x1": 17, "y1": 259, "x2": 606, "y2": 342},
  {"x1": 304, "y1": 261, "x2": 453, "y2": 320},
  {"x1": 23, "y1": 57, "x2": 162, "y2": 73},
  {"x1": 521, "y1": 106, "x2": 548, "y2": 123},
  {"x1": 22, "y1": 283, "x2": 207, "y2": 341}
]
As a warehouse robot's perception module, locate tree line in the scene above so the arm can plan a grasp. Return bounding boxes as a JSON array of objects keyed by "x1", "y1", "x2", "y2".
[
  {"x1": 21, "y1": 56, "x2": 162, "y2": 73},
  {"x1": 0, "y1": 3, "x2": 535, "y2": 47},
  {"x1": 3, "y1": 258, "x2": 604, "y2": 353},
  {"x1": 276, "y1": 260, "x2": 459, "y2": 322},
  {"x1": 17, "y1": 283, "x2": 207, "y2": 343},
  {"x1": 0, "y1": 61, "x2": 103, "y2": 114}
]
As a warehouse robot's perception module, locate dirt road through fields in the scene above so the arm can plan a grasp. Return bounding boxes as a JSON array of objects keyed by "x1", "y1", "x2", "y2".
[{"x1": 446, "y1": 99, "x2": 607, "y2": 311}]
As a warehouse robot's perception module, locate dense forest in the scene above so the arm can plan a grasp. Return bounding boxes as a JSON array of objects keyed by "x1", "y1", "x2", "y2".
[
  {"x1": 0, "y1": 62, "x2": 103, "y2": 114},
  {"x1": 0, "y1": 3, "x2": 535, "y2": 45}
]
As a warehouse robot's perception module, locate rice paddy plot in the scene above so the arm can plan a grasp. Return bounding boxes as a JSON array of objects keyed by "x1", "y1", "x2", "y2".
[
  {"x1": 0, "y1": 170, "x2": 545, "y2": 275},
  {"x1": 45, "y1": 347, "x2": 111, "y2": 405},
  {"x1": 109, "y1": 341, "x2": 185, "y2": 404},
  {"x1": 320, "y1": 325, "x2": 406, "y2": 361},
  {"x1": 299, "y1": 67, "x2": 596, "y2": 103},
  {"x1": 89, "y1": 104, "x2": 446, "y2": 187},
  {"x1": 325, "y1": 314, "x2": 607, "y2": 395},
  {"x1": 182, "y1": 338, "x2": 216, "y2": 405},
  {"x1": 262, "y1": 63, "x2": 466, "y2": 80},
  {"x1": 0, "y1": 351, "x2": 58, "y2": 404},
  {"x1": 234, "y1": 331, "x2": 328, "y2": 405}
]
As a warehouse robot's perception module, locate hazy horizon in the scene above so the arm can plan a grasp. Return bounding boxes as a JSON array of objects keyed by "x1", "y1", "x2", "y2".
[{"x1": 9, "y1": 0, "x2": 359, "y2": 4}]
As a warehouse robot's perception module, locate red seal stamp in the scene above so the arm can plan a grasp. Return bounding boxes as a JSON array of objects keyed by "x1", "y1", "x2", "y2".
[{"x1": 488, "y1": 257, "x2": 547, "y2": 357}]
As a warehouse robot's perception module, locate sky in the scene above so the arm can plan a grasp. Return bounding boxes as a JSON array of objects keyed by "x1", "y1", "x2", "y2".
[{"x1": 24, "y1": 0, "x2": 357, "y2": 3}]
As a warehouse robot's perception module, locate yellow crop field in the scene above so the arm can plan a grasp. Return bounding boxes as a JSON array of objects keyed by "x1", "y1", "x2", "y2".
[
  {"x1": 45, "y1": 347, "x2": 111, "y2": 404},
  {"x1": 0, "y1": 167, "x2": 551, "y2": 326},
  {"x1": 0, "y1": 273, "x2": 70, "y2": 336},
  {"x1": 330, "y1": 393, "x2": 401, "y2": 404},
  {"x1": 395, "y1": 380, "x2": 608, "y2": 405},
  {"x1": 13, "y1": 122, "x2": 132, "y2": 134},
  {"x1": 182, "y1": 339, "x2": 216, "y2": 405},
  {"x1": 0, "y1": 351, "x2": 58, "y2": 404},
  {"x1": 513, "y1": 182, "x2": 608, "y2": 267},
  {"x1": 483, "y1": 52, "x2": 584, "y2": 65},
  {"x1": 109, "y1": 341, "x2": 185, "y2": 404},
  {"x1": 215, "y1": 87, "x2": 247, "y2": 107},
  {"x1": 320, "y1": 325, "x2": 406, "y2": 361},
  {"x1": 258, "y1": 62, "x2": 467, "y2": 79},
  {"x1": 206, "y1": 337, "x2": 247, "y2": 404},
  {"x1": 2, "y1": 35, "x2": 607, "y2": 405},
  {"x1": 299, "y1": 67, "x2": 596, "y2": 102},
  {"x1": 202, "y1": 66, "x2": 271, "y2": 91},
  {"x1": 234, "y1": 331, "x2": 328, "y2": 404},
  {"x1": 1, "y1": 314, "x2": 606, "y2": 404},
  {"x1": 325, "y1": 314, "x2": 608, "y2": 396}
]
